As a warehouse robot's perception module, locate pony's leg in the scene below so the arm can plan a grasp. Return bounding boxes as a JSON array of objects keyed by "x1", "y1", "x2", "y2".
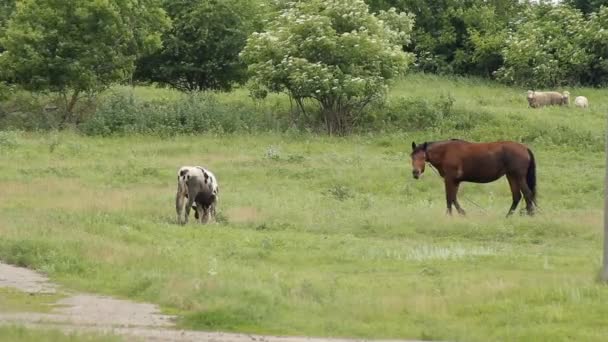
[
  {"x1": 519, "y1": 179, "x2": 535, "y2": 216},
  {"x1": 506, "y1": 175, "x2": 522, "y2": 217},
  {"x1": 176, "y1": 180, "x2": 186, "y2": 224},
  {"x1": 184, "y1": 196, "x2": 195, "y2": 224},
  {"x1": 201, "y1": 206, "x2": 210, "y2": 224},
  {"x1": 196, "y1": 205, "x2": 209, "y2": 224},
  {"x1": 209, "y1": 203, "x2": 217, "y2": 223},
  {"x1": 176, "y1": 193, "x2": 185, "y2": 224}
]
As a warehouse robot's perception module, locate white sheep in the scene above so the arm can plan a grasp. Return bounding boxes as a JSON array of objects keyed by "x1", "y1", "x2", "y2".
[
  {"x1": 527, "y1": 90, "x2": 569, "y2": 108},
  {"x1": 574, "y1": 96, "x2": 589, "y2": 108}
]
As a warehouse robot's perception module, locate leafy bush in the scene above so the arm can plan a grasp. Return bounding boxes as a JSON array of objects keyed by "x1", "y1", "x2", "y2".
[
  {"x1": 0, "y1": 130, "x2": 18, "y2": 149},
  {"x1": 0, "y1": 91, "x2": 64, "y2": 130}
]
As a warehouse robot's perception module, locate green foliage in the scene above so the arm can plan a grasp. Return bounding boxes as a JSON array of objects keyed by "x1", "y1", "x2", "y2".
[
  {"x1": 497, "y1": 5, "x2": 593, "y2": 88},
  {"x1": 135, "y1": 0, "x2": 265, "y2": 91},
  {"x1": 0, "y1": 0, "x2": 169, "y2": 121},
  {"x1": 241, "y1": 0, "x2": 414, "y2": 135}
]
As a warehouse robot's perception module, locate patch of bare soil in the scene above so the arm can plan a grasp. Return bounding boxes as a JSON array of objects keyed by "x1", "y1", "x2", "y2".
[
  {"x1": 226, "y1": 206, "x2": 262, "y2": 223},
  {"x1": 0, "y1": 262, "x2": 427, "y2": 342}
]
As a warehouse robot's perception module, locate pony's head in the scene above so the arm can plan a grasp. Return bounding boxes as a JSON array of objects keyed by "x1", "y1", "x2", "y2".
[{"x1": 410, "y1": 141, "x2": 428, "y2": 179}]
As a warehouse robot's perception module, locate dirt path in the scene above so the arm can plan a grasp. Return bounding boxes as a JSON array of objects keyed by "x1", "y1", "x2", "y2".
[{"x1": 0, "y1": 262, "x2": 427, "y2": 342}]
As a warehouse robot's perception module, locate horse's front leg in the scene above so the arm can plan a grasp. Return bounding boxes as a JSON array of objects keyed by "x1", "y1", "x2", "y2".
[
  {"x1": 444, "y1": 179, "x2": 454, "y2": 215},
  {"x1": 445, "y1": 179, "x2": 465, "y2": 216}
]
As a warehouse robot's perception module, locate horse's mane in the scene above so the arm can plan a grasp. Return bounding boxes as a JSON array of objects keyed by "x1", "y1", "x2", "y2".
[{"x1": 412, "y1": 138, "x2": 467, "y2": 154}]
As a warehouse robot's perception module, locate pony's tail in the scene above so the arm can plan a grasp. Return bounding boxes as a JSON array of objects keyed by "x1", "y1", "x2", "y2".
[{"x1": 526, "y1": 148, "x2": 537, "y2": 204}]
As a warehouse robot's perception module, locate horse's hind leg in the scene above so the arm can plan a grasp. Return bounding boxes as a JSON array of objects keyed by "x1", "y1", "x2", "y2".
[
  {"x1": 453, "y1": 183, "x2": 466, "y2": 216},
  {"x1": 519, "y1": 179, "x2": 535, "y2": 216},
  {"x1": 506, "y1": 175, "x2": 522, "y2": 217}
]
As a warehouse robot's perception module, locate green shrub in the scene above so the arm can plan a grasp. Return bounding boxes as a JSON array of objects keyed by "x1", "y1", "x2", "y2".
[{"x1": 0, "y1": 91, "x2": 63, "y2": 131}]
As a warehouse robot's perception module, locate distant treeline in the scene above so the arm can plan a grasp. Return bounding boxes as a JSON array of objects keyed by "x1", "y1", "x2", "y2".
[
  {"x1": 1, "y1": 0, "x2": 607, "y2": 91},
  {"x1": 0, "y1": 0, "x2": 606, "y2": 133}
]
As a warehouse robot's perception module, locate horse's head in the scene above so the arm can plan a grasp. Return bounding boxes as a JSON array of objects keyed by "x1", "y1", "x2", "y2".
[{"x1": 410, "y1": 141, "x2": 428, "y2": 179}]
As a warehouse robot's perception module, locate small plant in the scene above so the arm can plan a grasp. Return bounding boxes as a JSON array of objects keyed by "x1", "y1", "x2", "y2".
[
  {"x1": 47, "y1": 131, "x2": 61, "y2": 153},
  {"x1": 323, "y1": 184, "x2": 354, "y2": 201},
  {"x1": 264, "y1": 145, "x2": 281, "y2": 161},
  {"x1": 286, "y1": 154, "x2": 305, "y2": 163},
  {"x1": 215, "y1": 211, "x2": 229, "y2": 224}
]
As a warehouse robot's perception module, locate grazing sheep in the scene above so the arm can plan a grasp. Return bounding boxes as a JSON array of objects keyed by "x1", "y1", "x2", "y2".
[
  {"x1": 526, "y1": 90, "x2": 568, "y2": 108},
  {"x1": 574, "y1": 96, "x2": 589, "y2": 108},
  {"x1": 176, "y1": 166, "x2": 219, "y2": 225}
]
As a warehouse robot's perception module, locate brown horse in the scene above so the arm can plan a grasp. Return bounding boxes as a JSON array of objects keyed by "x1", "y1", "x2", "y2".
[{"x1": 410, "y1": 139, "x2": 536, "y2": 216}]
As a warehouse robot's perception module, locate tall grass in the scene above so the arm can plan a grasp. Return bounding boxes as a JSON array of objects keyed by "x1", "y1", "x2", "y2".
[{"x1": 0, "y1": 326, "x2": 122, "y2": 342}]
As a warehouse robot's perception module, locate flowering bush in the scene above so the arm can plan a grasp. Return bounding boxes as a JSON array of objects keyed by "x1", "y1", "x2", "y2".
[{"x1": 241, "y1": 0, "x2": 414, "y2": 134}]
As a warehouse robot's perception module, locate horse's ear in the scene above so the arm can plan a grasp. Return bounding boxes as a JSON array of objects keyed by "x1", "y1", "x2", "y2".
[
  {"x1": 422, "y1": 142, "x2": 428, "y2": 150},
  {"x1": 411, "y1": 141, "x2": 416, "y2": 150}
]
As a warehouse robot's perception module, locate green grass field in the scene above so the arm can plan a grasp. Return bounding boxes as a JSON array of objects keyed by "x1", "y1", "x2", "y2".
[{"x1": 0, "y1": 74, "x2": 606, "y2": 341}]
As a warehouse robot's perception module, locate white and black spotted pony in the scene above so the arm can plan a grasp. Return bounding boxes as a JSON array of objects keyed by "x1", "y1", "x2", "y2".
[{"x1": 175, "y1": 166, "x2": 219, "y2": 225}]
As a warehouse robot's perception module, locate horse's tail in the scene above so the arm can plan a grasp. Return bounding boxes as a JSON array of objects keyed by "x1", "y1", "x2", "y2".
[{"x1": 526, "y1": 148, "x2": 537, "y2": 204}]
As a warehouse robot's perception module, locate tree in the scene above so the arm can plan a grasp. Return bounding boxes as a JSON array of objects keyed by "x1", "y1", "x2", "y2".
[
  {"x1": 0, "y1": 0, "x2": 15, "y2": 54},
  {"x1": 585, "y1": 6, "x2": 608, "y2": 86},
  {"x1": 241, "y1": 0, "x2": 414, "y2": 135},
  {"x1": 0, "y1": 0, "x2": 170, "y2": 123},
  {"x1": 496, "y1": 5, "x2": 592, "y2": 88},
  {"x1": 565, "y1": 0, "x2": 608, "y2": 14},
  {"x1": 134, "y1": 0, "x2": 265, "y2": 91},
  {"x1": 365, "y1": 0, "x2": 521, "y2": 77}
]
